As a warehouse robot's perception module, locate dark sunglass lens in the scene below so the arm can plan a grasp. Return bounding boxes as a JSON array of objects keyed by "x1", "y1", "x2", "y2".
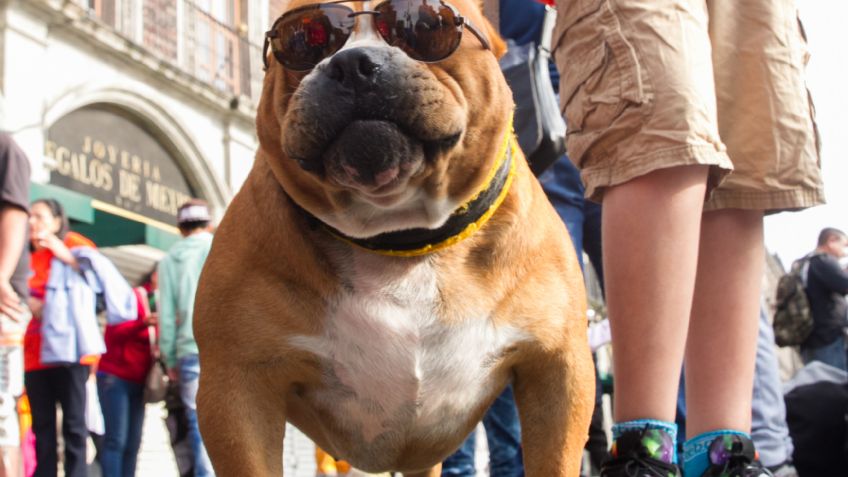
[
  {"x1": 271, "y1": 6, "x2": 354, "y2": 71},
  {"x1": 375, "y1": 0, "x2": 463, "y2": 62}
]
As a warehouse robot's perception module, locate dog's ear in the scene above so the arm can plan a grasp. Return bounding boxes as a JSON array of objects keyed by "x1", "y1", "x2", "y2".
[
  {"x1": 480, "y1": 18, "x2": 507, "y2": 59},
  {"x1": 474, "y1": 0, "x2": 507, "y2": 59},
  {"x1": 256, "y1": 67, "x2": 284, "y2": 158}
]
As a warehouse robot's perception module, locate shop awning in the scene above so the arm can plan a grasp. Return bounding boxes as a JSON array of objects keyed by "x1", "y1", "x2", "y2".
[{"x1": 30, "y1": 182, "x2": 181, "y2": 252}]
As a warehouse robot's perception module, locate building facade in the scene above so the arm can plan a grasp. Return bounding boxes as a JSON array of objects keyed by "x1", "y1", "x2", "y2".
[{"x1": 0, "y1": 0, "x2": 283, "y2": 281}]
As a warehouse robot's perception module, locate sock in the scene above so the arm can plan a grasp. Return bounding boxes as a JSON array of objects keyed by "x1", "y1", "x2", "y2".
[
  {"x1": 611, "y1": 419, "x2": 678, "y2": 464},
  {"x1": 683, "y1": 430, "x2": 749, "y2": 477}
]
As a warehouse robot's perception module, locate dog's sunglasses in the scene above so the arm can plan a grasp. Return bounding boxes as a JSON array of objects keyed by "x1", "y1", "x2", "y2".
[{"x1": 263, "y1": 0, "x2": 491, "y2": 71}]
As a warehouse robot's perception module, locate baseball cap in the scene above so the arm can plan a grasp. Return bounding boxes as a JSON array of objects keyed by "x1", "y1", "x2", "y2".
[{"x1": 176, "y1": 200, "x2": 211, "y2": 225}]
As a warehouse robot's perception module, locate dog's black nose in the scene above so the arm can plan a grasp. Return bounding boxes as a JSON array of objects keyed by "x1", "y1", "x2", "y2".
[{"x1": 327, "y1": 47, "x2": 382, "y2": 89}]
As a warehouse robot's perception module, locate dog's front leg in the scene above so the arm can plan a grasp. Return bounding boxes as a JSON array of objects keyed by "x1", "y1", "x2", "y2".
[
  {"x1": 197, "y1": 364, "x2": 288, "y2": 476},
  {"x1": 513, "y1": 347, "x2": 595, "y2": 477}
]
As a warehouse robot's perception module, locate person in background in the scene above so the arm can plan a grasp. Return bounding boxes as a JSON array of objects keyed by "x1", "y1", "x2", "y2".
[
  {"x1": 158, "y1": 199, "x2": 214, "y2": 477},
  {"x1": 798, "y1": 228, "x2": 848, "y2": 371},
  {"x1": 96, "y1": 280, "x2": 155, "y2": 476},
  {"x1": 25, "y1": 198, "x2": 97, "y2": 477},
  {"x1": 142, "y1": 266, "x2": 194, "y2": 477},
  {"x1": 0, "y1": 132, "x2": 31, "y2": 477},
  {"x1": 750, "y1": 305, "x2": 798, "y2": 477}
]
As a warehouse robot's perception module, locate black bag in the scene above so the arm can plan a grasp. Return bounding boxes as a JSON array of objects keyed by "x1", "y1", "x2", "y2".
[
  {"x1": 499, "y1": 6, "x2": 566, "y2": 176},
  {"x1": 785, "y1": 380, "x2": 848, "y2": 476}
]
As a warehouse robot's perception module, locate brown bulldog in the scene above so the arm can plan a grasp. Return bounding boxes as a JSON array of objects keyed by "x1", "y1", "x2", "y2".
[{"x1": 194, "y1": 1, "x2": 594, "y2": 476}]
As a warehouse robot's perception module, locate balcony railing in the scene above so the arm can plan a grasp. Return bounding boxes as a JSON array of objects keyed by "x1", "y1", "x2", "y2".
[{"x1": 79, "y1": 0, "x2": 263, "y2": 102}]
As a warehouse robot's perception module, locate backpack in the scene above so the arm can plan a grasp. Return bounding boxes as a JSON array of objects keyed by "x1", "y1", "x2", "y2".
[{"x1": 773, "y1": 254, "x2": 818, "y2": 347}]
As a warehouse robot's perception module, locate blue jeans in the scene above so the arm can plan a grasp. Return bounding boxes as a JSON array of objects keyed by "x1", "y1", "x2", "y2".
[
  {"x1": 97, "y1": 372, "x2": 145, "y2": 477},
  {"x1": 800, "y1": 336, "x2": 848, "y2": 372},
  {"x1": 751, "y1": 306, "x2": 794, "y2": 467},
  {"x1": 441, "y1": 386, "x2": 524, "y2": 477},
  {"x1": 538, "y1": 156, "x2": 603, "y2": 286},
  {"x1": 178, "y1": 354, "x2": 215, "y2": 477}
]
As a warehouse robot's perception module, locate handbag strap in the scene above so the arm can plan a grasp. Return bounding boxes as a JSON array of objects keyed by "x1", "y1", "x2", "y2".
[
  {"x1": 540, "y1": 6, "x2": 557, "y2": 56},
  {"x1": 147, "y1": 325, "x2": 159, "y2": 358}
]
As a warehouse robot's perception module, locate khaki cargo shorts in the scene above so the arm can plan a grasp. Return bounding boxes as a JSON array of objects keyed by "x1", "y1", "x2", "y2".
[{"x1": 552, "y1": 0, "x2": 825, "y2": 212}]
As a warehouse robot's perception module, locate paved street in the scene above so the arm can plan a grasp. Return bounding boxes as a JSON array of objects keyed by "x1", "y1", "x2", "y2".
[
  {"x1": 133, "y1": 404, "x2": 323, "y2": 476},
  {"x1": 123, "y1": 404, "x2": 490, "y2": 477}
]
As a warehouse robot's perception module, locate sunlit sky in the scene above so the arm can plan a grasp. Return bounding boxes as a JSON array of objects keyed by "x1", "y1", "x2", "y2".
[{"x1": 764, "y1": 1, "x2": 848, "y2": 267}]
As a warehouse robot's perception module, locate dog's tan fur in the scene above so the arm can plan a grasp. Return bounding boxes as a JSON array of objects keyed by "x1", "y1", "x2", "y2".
[{"x1": 194, "y1": 1, "x2": 594, "y2": 475}]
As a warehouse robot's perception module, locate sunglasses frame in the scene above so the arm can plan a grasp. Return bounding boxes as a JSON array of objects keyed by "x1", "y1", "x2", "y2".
[{"x1": 263, "y1": 0, "x2": 491, "y2": 71}]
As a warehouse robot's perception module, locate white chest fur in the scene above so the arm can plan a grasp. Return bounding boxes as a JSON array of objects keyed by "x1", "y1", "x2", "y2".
[{"x1": 287, "y1": 257, "x2": 527, "y2": 445}]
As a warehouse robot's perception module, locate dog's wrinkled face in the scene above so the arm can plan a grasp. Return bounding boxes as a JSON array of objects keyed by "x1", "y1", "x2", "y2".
[{"x1": 258, "y1": 0, "x2": 509, "y2": 238}]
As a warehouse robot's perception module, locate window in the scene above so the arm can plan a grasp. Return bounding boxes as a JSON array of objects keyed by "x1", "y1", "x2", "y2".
[
  {"x1": 78, "y1": 0, "x2": 255, "y2": 98},
  {"x1": 86, "y1": 0, "x2": 118, "y2": 28},
  {"x1": 188, "y1": 0, "x2": 243, "y2": 94}
]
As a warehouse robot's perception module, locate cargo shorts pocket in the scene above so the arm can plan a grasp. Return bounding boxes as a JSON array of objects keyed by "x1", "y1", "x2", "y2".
[
  {"x1": 797, "y1": 14, "x2": 822, "y2": 162},
  {"x1": 557, "y1": 0, "x2": 651, "y2": 135}
]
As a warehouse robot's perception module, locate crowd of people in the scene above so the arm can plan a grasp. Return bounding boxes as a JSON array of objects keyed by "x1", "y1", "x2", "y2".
[{"x1": 0, "y1": 132, "x2": 217, "y2": 477}]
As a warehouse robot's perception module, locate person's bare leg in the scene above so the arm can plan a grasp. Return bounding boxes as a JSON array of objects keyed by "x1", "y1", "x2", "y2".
[
  {"x1": 0, "y1": 445, "x2": 19, "y2": 477},
  {"x1": 603, "y1": 165, "x2": 708, "y2": 422},
  {"x1": 685, "y1": 209, "x2": 764, "y2": 437}
]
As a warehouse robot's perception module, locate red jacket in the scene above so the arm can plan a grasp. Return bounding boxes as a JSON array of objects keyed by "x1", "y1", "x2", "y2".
[{"x1": 98, "y1": 288, "x2": 153, "y2": 384}]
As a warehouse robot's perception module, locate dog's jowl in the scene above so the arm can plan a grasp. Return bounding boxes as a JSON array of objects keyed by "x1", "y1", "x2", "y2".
[{"x1": 193, "y1": 1, "x2": 594, "y2": 476}]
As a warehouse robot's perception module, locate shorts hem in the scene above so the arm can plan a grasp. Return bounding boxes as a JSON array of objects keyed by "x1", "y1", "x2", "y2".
[
  {"x1": 705, "y1": 188, "x2": 826, "y2": 213},
  {"x1": 581, "y1": 143, "x2": 733, "y2": 202}
]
